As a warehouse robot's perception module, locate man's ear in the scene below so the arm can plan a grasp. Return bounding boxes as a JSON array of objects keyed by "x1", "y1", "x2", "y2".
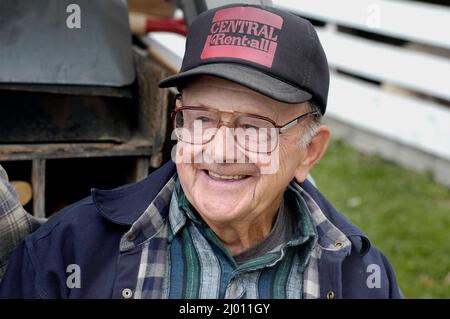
[{"x1": 294, "y1": 125, "x2": 330, "y2": 183}]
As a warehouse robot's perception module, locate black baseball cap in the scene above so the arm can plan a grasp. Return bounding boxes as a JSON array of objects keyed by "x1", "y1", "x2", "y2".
[{"x1": 159, "y1": 4, "x2": 330, "y2": 115}]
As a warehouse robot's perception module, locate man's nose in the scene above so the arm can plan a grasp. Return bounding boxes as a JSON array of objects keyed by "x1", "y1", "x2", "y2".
[{"x1": 208, "y1": 126, "x2": 243, "y2": 163}]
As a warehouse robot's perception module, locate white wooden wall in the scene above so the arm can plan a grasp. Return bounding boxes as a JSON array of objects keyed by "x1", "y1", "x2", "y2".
[{"x1": 147, "y1": 0, "x2": 450, "y2": 187}]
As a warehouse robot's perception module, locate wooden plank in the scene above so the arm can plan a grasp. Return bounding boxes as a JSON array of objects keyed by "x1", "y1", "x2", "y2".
[
  {"x1": 133, "y1": 157, "x2": 150, "y2": 181},
  {"x1": 134, "y1": 47, "x2": 170, "y2": 169},
  {"x1": 0, "y1": 138, "x2": 153, "y2": 161},
  {"x1": 274, "y1": 0, "x2": 450, "y2": 49},
  {"x1": 327, "y1": 72, "x2": 450, "y2": 160},
  {"x1": 325, "y1": 116, "x2": 450, "y2": 188},
  {"x1": 146, "y1": 33, "x2": 185, "y2": 74},
  {"x1": 0, "y1": 90, "x2": 133, "y2": 144},
  {"x1": 32, "y1": 159, "x2": 46, "y2": 218},
  {"x1": 316, "y1": 28, "x2": 450, "y2": 101}
]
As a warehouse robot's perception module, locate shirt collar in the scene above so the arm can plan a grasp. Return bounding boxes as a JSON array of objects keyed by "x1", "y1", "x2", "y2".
[
  {"x1": 289, "y1": 182, "x2": 352, "y2": 253},
  {"x1": 296, "y1": 178, "x2": 371, "y2": 256},
  {"x1": 119, "y1": 175, "x2": 176, "y2": 252},
  {"x1": 167, "y1": 179, "x2": 202, "y2": 242},
  {"x1": 167, "y1": 180, "x2": 187, "y2": 241}
]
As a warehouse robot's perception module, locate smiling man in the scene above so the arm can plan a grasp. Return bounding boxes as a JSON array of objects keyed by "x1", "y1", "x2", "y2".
[
  {"x1": 0, "y1": 4, "x2": 402, "y2": 299},
  {"x1": 172, "y1": 76, "x2": 326, "y2": 259}
]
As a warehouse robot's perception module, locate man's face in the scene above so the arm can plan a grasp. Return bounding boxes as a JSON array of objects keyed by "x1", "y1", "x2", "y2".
[{"x1": 175, "y1": 76, "x2": 313, "y2": 229}]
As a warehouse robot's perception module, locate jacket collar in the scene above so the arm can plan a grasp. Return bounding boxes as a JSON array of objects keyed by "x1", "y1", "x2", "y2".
[
  {"x1": 91, "y1": 161, "x2": 177, "y2": 227},
  {"x1": 298, "y1": 179, "x2": 371, "y2": 256},
  {"x1": 91, "y1": 160, "x2": 370, "y2": 255}
]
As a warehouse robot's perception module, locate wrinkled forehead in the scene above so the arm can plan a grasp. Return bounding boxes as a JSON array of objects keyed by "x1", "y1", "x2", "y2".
[{"x1": 180, "y1": 75, "x2": 308, "y2": 117}]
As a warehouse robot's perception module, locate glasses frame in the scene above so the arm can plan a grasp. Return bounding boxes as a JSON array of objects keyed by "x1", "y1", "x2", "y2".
[{"x1": 171, "y1": 94, "x2": 320, "y2": 151}]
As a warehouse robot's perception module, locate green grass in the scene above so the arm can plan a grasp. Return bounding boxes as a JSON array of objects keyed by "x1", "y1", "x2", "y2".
[{"x1": 311, "y1": 139, "x2": 450, "y2": 298}]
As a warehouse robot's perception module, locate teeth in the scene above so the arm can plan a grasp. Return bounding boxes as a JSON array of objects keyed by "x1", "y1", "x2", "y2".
[{"x1": 208, "y1": 171, "x2": 247, "y2": 180}]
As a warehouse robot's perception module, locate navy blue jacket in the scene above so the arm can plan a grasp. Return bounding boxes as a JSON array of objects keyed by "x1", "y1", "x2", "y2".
[{"x1": 0, "y1": 161, "x2": 402, "y2": 299}]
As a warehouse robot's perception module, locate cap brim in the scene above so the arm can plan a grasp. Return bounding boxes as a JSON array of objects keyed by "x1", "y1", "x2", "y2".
[{"x1": 158, "y1": 63, "x2": 312, "y2": 104}]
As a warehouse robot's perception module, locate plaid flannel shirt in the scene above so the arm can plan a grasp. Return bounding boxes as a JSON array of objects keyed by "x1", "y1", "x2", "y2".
[{"x1": 0, "y1": 165, "x2": 41, "y2": 280}]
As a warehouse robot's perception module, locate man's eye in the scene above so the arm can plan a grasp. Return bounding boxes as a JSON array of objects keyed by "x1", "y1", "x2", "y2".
[
  {"x1": 240, "y1": 124, "x2": 258, "y2": 130},
  {"x1": 196, "y1": 116, "x2": 214, "y2": 122}
]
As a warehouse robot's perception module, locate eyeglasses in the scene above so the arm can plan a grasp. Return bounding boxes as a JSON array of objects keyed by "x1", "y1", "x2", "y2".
[{"x1": 171, "y1": 94, "x2": 320, "y2": 153}]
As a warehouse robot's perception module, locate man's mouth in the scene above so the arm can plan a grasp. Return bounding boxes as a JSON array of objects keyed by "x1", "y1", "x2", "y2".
[{"x1": 202, "y1": 169, "x2": 251, "y2": 181}]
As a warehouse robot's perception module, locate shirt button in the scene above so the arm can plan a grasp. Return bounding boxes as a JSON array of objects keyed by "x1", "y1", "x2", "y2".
[
  {"x1": 127, "y1": 233, "x2": 136, "y2": 241},
  {"x1": 334, "y1": 241, "x2": 343, "y2": 248},
  {"x1": 326, "y1": 290, "x2": 336, "y2": 299},
  {"x1": 122, "y1": 288, "x2": 133, "y2": 299}
]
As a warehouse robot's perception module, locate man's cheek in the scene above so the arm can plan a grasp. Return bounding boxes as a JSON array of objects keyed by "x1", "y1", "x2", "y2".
[
  {"x1": 176, "y1": 163, "x2": 196, "y2": 191},
  {"x1": 259, "y1": 143, "x2": 293, "y2": 175},
  {"x1": 172, "y1": 141, "x2": 205, "y2": 164},
  {"x1": 243, "y1": 145, "x2": 281, "y2": 175},
  {"x1": 264, "y1": 143, "x2": 299, "y2": 177}
]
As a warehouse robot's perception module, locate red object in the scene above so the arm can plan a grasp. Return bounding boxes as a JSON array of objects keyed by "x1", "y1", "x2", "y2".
[
  {"x1": 146, "y1": 17, "x2": 187, "y2": 36},
  {"x1": 201, "y1": 7, "x2": 282, "y2": 68}
]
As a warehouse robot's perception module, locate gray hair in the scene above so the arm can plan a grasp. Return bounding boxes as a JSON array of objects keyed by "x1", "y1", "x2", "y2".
[{"x1": 299, "y1": 102, "x2": 322, "y2": 149}]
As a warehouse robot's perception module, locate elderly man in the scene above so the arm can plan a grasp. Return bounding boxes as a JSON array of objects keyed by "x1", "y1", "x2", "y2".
[{"x1": 0, "y1": 4, "x2": 401, "y2": 299}]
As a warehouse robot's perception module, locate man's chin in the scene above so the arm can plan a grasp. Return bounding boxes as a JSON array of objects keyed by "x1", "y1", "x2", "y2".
[{"x1": 195, "y1": 202, "x2": 246, "y2": 226}]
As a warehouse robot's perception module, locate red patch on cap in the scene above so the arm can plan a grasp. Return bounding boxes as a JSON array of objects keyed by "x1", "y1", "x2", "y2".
[{"x1": 200, "y1": 7, "x2": 284, "y2": 68}]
